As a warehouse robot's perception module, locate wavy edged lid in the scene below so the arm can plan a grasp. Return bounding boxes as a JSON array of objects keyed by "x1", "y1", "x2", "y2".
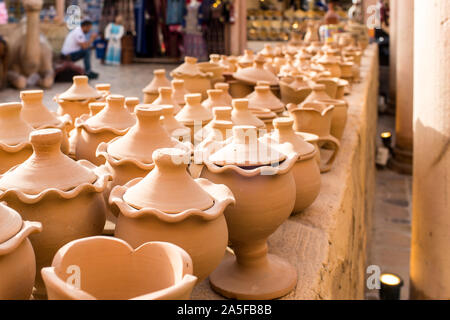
[
  {"x1": 269, "y1": 117, "x2": 315, "y2": 157},
  {"x1": 175, "y1": 94, "x2": 212, "y2": 124},
  {"x1": 59, "y1": 76, "x2": 102, "y2": 101},
  {"x1": 0, "y1": 129, "x2": 97, "y2": 194},
  {"x1": 209, "y1": 125, "x2": 286, "y2": 167},
  {"x1": 233, "y1": 55, "x2": 279, "y2": 86},
  {"x1": 0, "y1": 102, "x2": 34, "y2": 145},
  {"x1": 143, "y1": 69, "x2": 171, "y2": 94},
  {"x1": 171, "y1": 56, "x2": 209, "y2": 77},
  {"x1": 20, "y1": 90, "x2": 61, "y2": 128},
  {"x1": 231, "y1": 99, "x2": 265, "y2": 128},
  {"x1": 84, "y1": 95, "x2": 136, "y2": 130},
  {"x1": 0, "y1": 202, "x2": 22, "y2": 243},
  {"x1": 123, "y1": 148, "x2": 214, "y2": 212}
]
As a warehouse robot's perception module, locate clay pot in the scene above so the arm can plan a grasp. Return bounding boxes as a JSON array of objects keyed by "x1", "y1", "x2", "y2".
[
  {"x1": 336, "y1": 79, "x2": 349, "y2": 99},
  {"x1": 95, "y1": 83, "x2": 111, "y2": 100},
  {"x1": 249, "y1": 107, "x2": 277, "y2": 132},
  {"x1": 261, "y1": 118, "x2": 321, "y2": 214},
  {"x1": 73, "y1": 95, "x2": 136, "y2": 165},
  {"x1": 55, "y1": 76, "x2": 102, "y2": 127},
  {"x1": 97, "y1": 106, "x2": 192, "y2": 202},
  {"x1": 305, "y1": 41, "x2": 322, "y2": 55},
  {"x1": 171, "y1": 57, "x2": 213, "y2": 100},
  {"x1": 259, "y1": 44, "x2": 275, "y2": 59},
  {"x1": 175, "y1": 94, "x2": 213, "y2": 144},
  {"x1": 303, "y1": 83, "x2": 332, "y2": 104},
  {"x1": 279, "y1": 79, "x2": 312, "y2": 105},
  {"x1": 231, "y1": 99, "x2": 265, "y2": 129},
  {"x1": 142, "y1": 69, "x2": 171, "y2": 103},
  {"x1": 315, "y1": 77, "x2": 339, "y2": 98},
  {"x1": 288, "y1": 103, "x2": 340, "y2": 173},
  {"x1": 0, "y1": 128, "x2": 111, "y2": 297},
  {"x1": 219, "y1": 55, "x2": 237, "y2": 74},
  {"x1": 197, "y1": 126, "x2": 298, "y2": 299},
  {"x1": 171, "y1": 79, "x2": 189, "y2": 106},
  {"x1": 340, "y1": 61, "x2": 354, "y2": 80},
  {"x1": 214, "y1": 82, "x2": 233, "y2": 105},
  {"x1": 125, "y1": 97, "x2": 140, "y2": 114},
  {"x1": 313, "y1": 98, "x2": 349, "y2": 140},
  {"x1": 0, "y1": 102, "x2": 34, "y2": 174},
  {"x1": 202, "y1": 89, "x2": 230, "y2": 112},
  {"x1": 237, "y1": 49, "x2": 254, "y2": 68},
  {"x1": 110, "y1": 148, "x2": 235, "y2": 282},
  {"x1": 247, "y1": 85, "x2": 285, "y2": 114},
  {"x1": 89, "y1": 102, "x2": 106, "y2": 116},
  {"x1": 197, "y1": 61, "x2": 225, "y2": 86},
  {"x1": 151, "y1": 87, "x2": 181, "y2": 114},
  {"x1": 194, "y1": 106, "x2": 233, "y2": 143},
  {"x1": 316, "y1": 52, "x2": 342, "y2": 78},
  {"x1": 0, "y1": 202, "x2": 42, "y2": 299},
  {"x1": 161, "y1": 105, "x2": 191, "y2": 142},
  {"x1": 233, "y1": 54, "x2": 279, "y2": 87},
  {"x1": 42, "y1": 236, "x2": 197, "y2": 300}
]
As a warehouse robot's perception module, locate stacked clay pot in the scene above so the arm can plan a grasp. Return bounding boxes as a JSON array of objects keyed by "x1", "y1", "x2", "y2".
[
  {"x1": 95, "y1": 83, "x2": 111, "y2": 100},
  {"x1": 42, "y1": 236, "x2": 197, "y2": 300},
  {"x1": 0, "y1": 202, "x2": 42, "y2": 299},
  {"x1": 142, "y1": 69, "x2": 171, "y2": 103},
  {"x1": 110, "y1": 148, "x2": 235, "y2": 282},
  {"x1": 171, "y1": 57, "x2": 213, "y2": 100},
  {"x1": 0, "y1": 128, "x2": 111, "y2": 298}
]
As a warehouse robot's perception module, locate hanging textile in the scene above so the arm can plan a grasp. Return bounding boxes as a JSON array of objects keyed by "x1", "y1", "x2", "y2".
[{"x1": 166, "y1": 0, "x2": 185, "y2": 25}]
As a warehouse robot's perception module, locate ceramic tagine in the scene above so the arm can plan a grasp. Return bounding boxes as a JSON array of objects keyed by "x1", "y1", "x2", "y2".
[
  {"x1": 20, "y1": 90, "x2": 71, "y2": 154},
  {"x1": 0, "y1": 102, "x2": 34, "y2": 174},
  {"x1": 161, "y1": 105, "x2": 191, "y2": 142},
  {"x1": 55, "y1": 76, "x2": 103, "y2": 126},
  {"x1": 261, "y1": 118, "x2": 321, "y2": 214},
  {"x1": 316, "y1": 52, "x2": 342, "y2": 78},
  {"x1": 0, "y1": 128, "x2": 111, "y2": 297},
  {"x1": 151, "y1": 87, "x2": 181, "y2": 114},
  {"x1": 125, "y1": 97, "x2": 140, "y2": 114},
  {"x1": 171, "y1": 79, "x2": 189, "y2": 107},
  {"x1": 237, "y1": 49, "x2": 255, "y2": 68},
  {"x1": 214, "y1": 82, "x2": 233, "y2": 105},
  {"x1": 233, "y1": 54, "x2": 279, "y2": 87},
  {"x1": 42, "y1": 236, "x2": 197, "y2": 300},
  {"x1": 197, "y1": 125, "x2": 298, "y2": 299},
  {"x1": 95, "y1": 83, "x2": 111, "y2": 100},
  {"x1": 197, "y1": 57, "x2": 225, "y2": 86},
  {"x1": 247, "y1": 85, "x2": 285, "y2": 114},
  {"x1": 194, "y1": 106, "x2": 233, "y2": 143},
  {"x1": 0, "y1": 202, "x2": 42, "y2": 299},
  {"x1": 73, "y1": 95, "x2": 136, "y2": 165},
  {"x1": 202, "y1": 89, "x2": 231, "y2": 112},
  {"x1": 109, "y1": 148, "x2": 235, "y2": 282},
  {"x1": 142, "y1": 69, "x2": 171, "y2": 103},
  {"x1": 171, "y1": 56, "x2": 213, "y2": 100},
  {"x1": 231, "y1": 99, "x2": 265, "y2": 129},
  {"x1": 88, "y1": 102, "x2": 106, "y2": 116},
  {"x1": 279, "y1": 75, "x2": 312, "y2": 105},
  {"x1": 175, "y1": 93, "x2": 213, "y2": 144},
  {"x1": 302, "y1": 83, "x2": 332, "y2": 104},
  {"x1": 249, "y1": 107, "x2": 277, "y2": 132}
]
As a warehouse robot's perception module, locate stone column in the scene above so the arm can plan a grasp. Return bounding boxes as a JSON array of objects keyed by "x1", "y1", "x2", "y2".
[
  {"x1": 389, "y1": 0, "x2": 413, "y2": 174},
  {"x1": 230, "y1": 0, "x2": 247, "y2": 56},
  {"x1": 388, "y1": 0, "x2": 397, "y2": 110},
  {"x1": 410, "y1": 0, "x2": 450, "y2": 300}
]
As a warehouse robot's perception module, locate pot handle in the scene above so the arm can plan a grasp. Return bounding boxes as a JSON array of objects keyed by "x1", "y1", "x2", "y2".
[
  {"x1": 317, "y1": 135, "x2": 340, "y2": 173},
  {"x1": 0, "y1": 221, "x2": 42, "y2": 256}
]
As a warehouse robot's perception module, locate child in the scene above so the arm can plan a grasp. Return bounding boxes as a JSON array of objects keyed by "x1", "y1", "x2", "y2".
[
  {"x1": 104, "y1": 15, "x2": 125, "y2": 65},
  {"x1": 93, "y1": 32, "x2": 107, "y2": 64}
]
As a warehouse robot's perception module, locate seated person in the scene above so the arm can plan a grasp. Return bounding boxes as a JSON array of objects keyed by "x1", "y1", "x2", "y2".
[{"x1": 61, "y1": 19, "x2": 99, "y2": 79}]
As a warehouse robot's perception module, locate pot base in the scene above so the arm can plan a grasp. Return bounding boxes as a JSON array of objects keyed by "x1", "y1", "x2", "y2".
[{"x1": 209, "y1": 253, "x2": 297, "y2": 300}]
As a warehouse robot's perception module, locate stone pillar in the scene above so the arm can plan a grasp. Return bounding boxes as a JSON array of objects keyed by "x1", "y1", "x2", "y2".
[
  {"x1": 389, "y1": 0, "x2": 413, "y2": 174},
  {"x1": 388, "y1": 0, "x2": 397, "y2": 110},
  {"x1": 410, "y1": 0, "x2": 450, "y2": 300},
  {"x1": 230, "y1": 0, "x2": 247, "y2": 55}
]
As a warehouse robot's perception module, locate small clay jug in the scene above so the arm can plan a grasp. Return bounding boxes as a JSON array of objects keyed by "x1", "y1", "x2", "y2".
[
  {"x1": 0, "y1": 102, "x2": 34, "y2": 174},
  {"x1": 0, "y1": 128, "x2": 111, "y2": 298},
  {"x1": 214, "y1": 82, "x2": 233, "y2": 105},
  {"x1": 152, "y1": 87, "x2": 181, "y2": 114},
  {"x1": 0, "y1": 202, "x2": 42, "y2": 300},
  {"x1": 198, "y1": 126, "x2": 298, "y2": 299},
  {"x1": 313, "y1": 98, "x2": 349, "y2": 140},
  {"x1": 73, "y1": 95, "x2": 136, "y2": 165},
  {"x1": 231, "y1": 99, "x2": 265, "y2": 129},
  {"x1": 171, "y1": 57, "x2": 213, "y2": 100},
  {"x1": 110, "y1": 148, "x2": 235, "y2": 282},
  {"x1": 161, "y1": 105, "x2": 191, "y2": 141},
  {"x1": 125, "y1": 97, "x2": 140, "y2": 114},
  {"x1": 202, "y1": 89, "x2": 230, "y2": 111},
  {"x1": 261, "y1": 118, "x2": 321, "y2": 214},
  {"x1": 171, "y1": 79, "x2": 189, "y2": 106},
  {"x1": 42, "y1": 237, "x2": 197, "y2": 300},
  {"x1": 143, "y1": 69, "x2": 171, "y2": 103}
]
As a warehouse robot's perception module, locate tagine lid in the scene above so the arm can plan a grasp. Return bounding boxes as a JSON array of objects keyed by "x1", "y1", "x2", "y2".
[
  {"x1": 58, "y1": 76, "x2": 102, "y2": 101},
  {"x1": 209, "y1": 126, "x2": 286, "y2": 167},
  {"x1": 20, "y1": 90, "x2": 62, "y2": 128},
  {"x1": 233, "y1": 55, "x2": 279, "y2": 86},
  {"x1": 0, "y1": 129, "x2": 97, "y2": 195},
  {"x1": 271, "y1": 117, "x2": 315, "y2": 156},
  {"x1": 123, "y1": 148, "x2": 214, "y2": 212},
  {"x1": 0, "y1": 102, "x2": 34, "y2": 146},
  {"x1": 0, "y1": 202, "x2": 23, "y2": 243},
  {"x1": 84, "y1": 95, "x2": 136, "y2": 130},
  {"x1": 171, "y1": 56, "x2": 209, "y2": 78}
]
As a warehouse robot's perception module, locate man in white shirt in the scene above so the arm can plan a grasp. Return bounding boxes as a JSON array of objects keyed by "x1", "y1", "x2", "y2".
[{"x1": 61, "y1": 20, "x2": 99, "y2": 79}]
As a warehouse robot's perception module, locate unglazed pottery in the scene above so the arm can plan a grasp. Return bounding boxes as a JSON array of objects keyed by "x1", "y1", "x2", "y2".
[
  {"x1": 194, "y1": 107, "x2": 233, "y2": 143},
  {"x1": 198, "y1": 126, "x2": 298, "y2": 300},
  {"x1": 304, "y1": 22, "x2": 319, "y2": 43},
  {"x1": 303, "y1": 83, "x2": 332, "y2": 104},
  {"x1": 279, "y1": 79, "x2": 312, "y2": 105},
  {"x1": 42, "y1": 236, "x2": 197, "y2": 300},
  {"x1": 95, "y1": 83, "x2": 111, "y2": 100},
  {"x1": 125, "y1": 97, "x2": 140, "y2": 114},
  {"x1": 233, "y1": 54, "x2": 279, "y2": 87},
  {"x1": 0, "y1": 102, "x2": 34, "y2": 174},
  {"x1": 249, "y1": 107, "x2": 277, "y2": 132},
  {"x1": 316, "y1": 77, "x2": 339, "y2": 99},
  {"x1": 247, "y1": 85, "x2": 285, "y2": 114},
  {"x1": 0, "y1": 202, "x2": 42, "y2": 300},
  {"x1": 73, "y1": 95, "x2": 136, "y2": 165},
  {"x1": 143, "y1": 69, "x2": 171, "y2": 103},
  {"x1": 214, "y1": 82, "x2": 233, "y2": 105},
  {"x1": 237, "y1": 49, "x2": 254, "y2": 68},
  {"x1": 197, "y1": 61, "x2": 225, "y2": 86},
  {"x1": 336, "y1": 79, "x2": 349, "y2": 100},
  {"x1": 110, "y1": 148, "x2": 235, "y2": 282},
  {"x1": 313, "y1": 98, "x2": 349, "y2": 140},
  {"x1": 171, "y1": 56, "x2": 213, "y2": 100},
  {"x1": 171, "y1": 79, "x2": 189, "y2": 106},
  {"x1": 231, "y1": 99, "x2": 265, "y2": 129},
  {"x1": 0, "y1": 129, "x2": 111, "y2": 297},
  {"x1": 161, "y1": 105, "x2": 191, "y2": 141},
  {"x1": 88, "y1": 102, "x2": 106, "y2": 116},
  {"x1": 202, "y1": 89, "x2": 230, "y2": 112},
  {"x1": 261, "y1": 118, "x2": 321, "y2": 214},
  {"x1": 151, "y1": 87, "x2": 181, "y2": 114}
]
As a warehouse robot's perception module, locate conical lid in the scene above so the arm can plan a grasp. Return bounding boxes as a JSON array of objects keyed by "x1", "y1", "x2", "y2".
[
  {"x1": 0, "y1": 102, "x2": 34, "y2": 145},
  {"x1": 171, "y1": 79, "x2": 189, "y2": 105},
  {"x1": 0, "y1": 129, "x2": 97, "y2": 194},
  {"x1": 125, "y1": 97, "x2": 140, "y2": 113},
  {"x1": 304, "y1": 83, "x2": 331, "y2": 103},
  {"x1": 59, "y1": 76, "x2": 102, "y2": 101},
  {"x1": 84, "y1": 95, "x2": 136, "y2": 130},
  {"x1": 270, "y1": 117, "x2": 315, "y2": 156},
  {"x1": 175, "y1": 94, "x2": 212, "y2": 124},
  {"x1": 248, "y1": 86, "x2": 284, "y2": 112},
  {"x1": 0, "y1": 202, "x2": 23, "y2": 243},
  {"x1": 209, "y1": 126, "x2": 286, "y2": 167},
  {"x1": 123, "y1": 148, "x2": 214, "y2": 212},
  {"x1": 202, "y1": 89, "x2": 230, "y2": 111},
  {"x1": 171, "y1": 56, "x2": 208, "y2": 77},
  {"x1": 152, "y1": 87, "x2": 181, "y2": 114},
  {"x1": 20, "y1": 90, "x2": 61, "y2": 128},
  {"x1": 95, "y1": 83, "x2": 111, "y2": 92},
  {"x1": 233, "y1": 54, "x2": 279, "y2": 86},
  {"x1": 214, "y1": 82, "x2": 233, "y2": 105},
  {"x1": 231, "y1": 99, "x2": 265, "y2": 128},
  {"x1": 161, "y1": 105, "x2": 191, "y2": 138},
  {"x1": 89, "y1": 102, "x2": 106, "y2": 116},
  {"x1": 107, "y1": 106, "x2": 181, "y2": 163},
  {"x1": 143, "y1": 69, "x2": 171, "y2": 94},
  {"x1": 238, "y1": 49, "x2": 254, "y2": 65},
  {"x1": 289, "y1": 75, "x2": 311, "y2": 90}
]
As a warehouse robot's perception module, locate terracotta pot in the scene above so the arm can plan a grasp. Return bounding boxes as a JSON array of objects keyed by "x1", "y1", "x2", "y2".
[
  {"x1": 247, "y1": 85, "x2": 285, "y2": 114},
  {"x1": 219, "y1": 55, "x2": 237, "y2": 74},
  {"x1": 313, "y1": 98, "x2": 348, "y2": 140},
  {"x1": 315, "y1": 77, "x2": 339, "y2": 98},
  {"x1": 0, "y1": 102, "x2": 34, "y2": 174},
  {"x1": 237, "y1": 49, "x2": 254, "y2": 68},
  {"x1": 125, "y1": 97, "x2": 140, "y2": 114},
  {"x1": 214, "y1": 82, "x2": 233, "y2": 105},
  {"x1": 202, "y1": 89, "x2": 230, "y2": 112},
  {"x1": 336, "y1": 79, "x2": 349, "y2": 99},
  {"x1": 197, "y1": 126, "x2": 298, "y2": 299},
  {"x1": 171, "y1": 57, "x2": 213, "y2": 100},
  {"x1": 233, "y1": 54, "x2": 279, "y2": 87},
  {"x1": 209, "y1": 54, "x2": 221, "y2": 64},
  {"x1": 279, "y1": 80, "x2": 312, "y2": 105},
  {"x1": 89, "y1": 102, "x2": 106, "y2": 116},
  {"x1": 161, "y1": 105, "x2": 191, "y2": 142},
  {"x1": 0, "y1": 202, "x2": 42, "y2": 299},
  {"x1": 175, "y1": 94, "x2": 212, "y2": 144},
  {"x1": 231, "y1": 99, "x2": 265, "y2": 129},
  {"x1": 297, "y1": 131, "x2": 321, "y2": 168},
  {"x1": 0, "y1": 129, "x2": 111, "y2": 297},
  {"x1": 305, "y1": 41, "x2": 322, "y2": 55},
  {"x1": 194, "y1": 107, "x2": 233, "y2": 143},
  {"x1": 228, "y1": 80, "x2": 253, "y2": 99},
  {"x1": 303, "y1": 83, "x2": 332, "y2": 104},
  {"x1": 42, "y1": 236, "x2": 197, "y2": 300},
  {"x1": 73, "y1": 95, "x2": 136, "y2": 165},
  {"x1": 142, "y1": 69, "x2": 171, "y2": 104},
  {"x1": 110, "y1": 148, "x2": 234, "y2": 282},
  {"x1": 316, "y1": 52, "x2": 342, "y2": 78},
  {"x1": 288, "y1": 103, "x2": 340, "y2": 173},
  {"x1": 171, "y1": 79, "x2": 189, "y2": 107},
  {"x1": 151, "y1": 87, "x2": 181, "y2": 114},
  {"x1": 261, "y1": 118, "x2": 321, "y2": 214},
  {"x1": 340, "y1": 61, "x2": 354, "y2": 80},
  {"x1": 249, "y1": 107, "x2": 276, "y2": 132},
  {"x1": 95, "y1": 83, "x2": 111, "y2": 101},
  {"x1": 197, "y1": 61, "x2": 225, "y2": 86},
  {"x1": 259, "y1": 44, "x2": 275, "y2": 59}
]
